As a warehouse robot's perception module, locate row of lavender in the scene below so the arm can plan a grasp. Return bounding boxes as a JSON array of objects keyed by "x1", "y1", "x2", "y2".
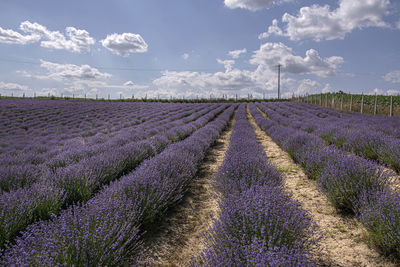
[
  {"x1": 196, "y1": 104, "x2": 319, "y2": 266},
  {"x1": 0, "y1": 103, "x2": 213, "y2": 193},
  {"x1": 0, "y1": 101, "x2": 210, "y2": 192},
  {"x1": 0, "y1": 104, "x2": 236, "y2": 266},
  {"x1": 0, "y1": 103, "x2": 227, "y2": 249},
  {"x1": 0, "y1": 100, "x2": 174, "y2": 152},
  {"x1": 283, "y1": 101, "x2": 400, "y2": 139},
  {"x1": 1, "y1": 103, "x2": 218, "y2": 199},
  {"x1": 250, "y1": 103, "x2": 400, "y2": 258},
  {"x1": 262, "y1": 102, "x2": 400, "y2": 173},
  {"x1": 282, "y1": 101, "x2": 400, "y2": 141},
  {"x1": 264, "y1": 101, "x2": 398, "y2": 140}
]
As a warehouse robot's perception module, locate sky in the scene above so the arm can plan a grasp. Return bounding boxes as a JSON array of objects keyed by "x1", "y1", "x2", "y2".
[{"x1": 0, "y1": 0, "x2": 399, "y2": 99}]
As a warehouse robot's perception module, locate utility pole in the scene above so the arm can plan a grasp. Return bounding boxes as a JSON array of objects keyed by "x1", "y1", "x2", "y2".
[{"x1": 277, "y1": 64, "x2": 281, "y2": 99}]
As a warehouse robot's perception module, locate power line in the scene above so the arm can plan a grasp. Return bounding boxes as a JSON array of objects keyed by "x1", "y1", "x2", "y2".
[{"x1": 0, "y1": 57, "x2": 221, "y2": 72}]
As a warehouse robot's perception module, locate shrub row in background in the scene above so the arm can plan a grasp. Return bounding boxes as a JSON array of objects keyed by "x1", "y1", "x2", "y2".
[
  {"x1": 250, "y1": 103, "x2": 400, "y2": 258},
  {"x1": 0, "y1": 105, "x2": 236, "y2": 266},
  {"x1": 196, "y1": 104, "x2": 319, "y2": 266},
  {"x1": 0, "y1": 104, "x2": 228, "y2": 249}
]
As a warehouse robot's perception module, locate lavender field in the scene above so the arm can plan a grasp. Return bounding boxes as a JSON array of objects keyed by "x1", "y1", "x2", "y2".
[{"x1": 1, "y1": 99, "x2": 400, "y2": 266}]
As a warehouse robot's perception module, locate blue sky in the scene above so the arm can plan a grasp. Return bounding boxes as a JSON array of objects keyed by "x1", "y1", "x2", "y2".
[{"x1": 0, "y1": 0, "x2": 399, "y2": 99}]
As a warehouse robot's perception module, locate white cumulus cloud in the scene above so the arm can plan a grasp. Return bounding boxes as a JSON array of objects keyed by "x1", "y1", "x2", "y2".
[
  {"x1": 295, "y1": 79, "x2": 321, "y2": 95},
  {"x1": 228, "y1": 48, "x2": 247, "y2": 58},
  {"x1": 383, "y1": 70, "x2": 400, "y2": 83},
  {"x1": 322, "y1": 83, "x2": 333, "y2": 93},
  {"x1": 101, "y1": 33, "x2": 148, "y2": 57},
  {"x1": 21, "y1": 21, "x2": 95, "y2": 52},
  {"x1": 260, "y1": 0, "x2": 390, "y2": 41},
  {"x1": 0, "y1": 81, "x2": 29, "y2": 91},
  {"x1": 368, "y1": 88, "x2": 384, "y2": 95},
  {"x1": 224, "y1": 0, "x2": 285, "y2": 11},
  {"x1": 0, "y1": 26, "x2": 40, "y2": 44},
  {"x1": 152, "y1": 41, "x2": 343, "y2": 98},
  {"x1": 258, "y1": 19, "x2": 283, "y2": 39},
  {"x1": 39, "y1": 60, "x2": 111, "y2": 81},
  {"x1": 39, "y1": 87, "x2": 59, "y2": 96},
  {"x1": 123, "y1": 81, "x2": 135, "y2": 87},
  {"x1": 153, "y1": 68, "x2": 260, "y2": 95},
  {"x1": 250, "y1": 42, "x2": 343, "y2": 77},
  {"x1": 0, "y1": 21, "x2": 95, "y2": 52},
  {"x1": 217, "y1": 59, "x2": 236, "y2": 72},
  {"x1": 387, "y1": 89, "x2": 400, "y2": 96}
]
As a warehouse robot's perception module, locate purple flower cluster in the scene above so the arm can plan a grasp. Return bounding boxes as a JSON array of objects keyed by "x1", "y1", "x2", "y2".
[
  {"x1": 197, "y1": 104, "x2": 319, "y2": 266},
  {"x1": 261, "y1": 101, "x2": 400, "y2": 173},
  {"x1": 1, "y1": 105, "x2": 236, "y2": 265},
  {"x1": 359, "y1": 188, "x2": 400, "y2": 256},
  {"x1": 250, "y1": 102, "x2": 400, "y2": 258},
  {"x1": 318, "y1": 152, "x2": 392, "y2": 213},
  {"x1": 0, "y1": 102, "x2": 228, "y2": 249},
  {"x1": 0, "y1": 101, "x2": 213, "y2": 193}
]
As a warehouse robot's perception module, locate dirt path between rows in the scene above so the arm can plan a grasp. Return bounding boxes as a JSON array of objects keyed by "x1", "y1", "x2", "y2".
[
  {"x1": 139, "y1": 112, "x2": 236, "y2": 266},
  {"x1": 247, "y1": 105, "x2": 395, "y2": 267}
]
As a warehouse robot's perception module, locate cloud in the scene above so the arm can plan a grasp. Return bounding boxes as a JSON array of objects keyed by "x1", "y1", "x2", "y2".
[
  {"x1": 387, "y1": 89, "x2": 400, "y2": 96},
  {"x1": 295, "y1": 79, "x2": 321, "y2": 95},
  {"x1": 217, "y1": 59, "x2": 235, "y2": 72},
  {"x1": 101, "y1": 33, "x2": 148, "y2": 56},
  {"x1": 182, "y1": 53, "x2": 189, "y2": 60},
  {"x1": 224, "y1": 0, "x2": 285, "y2": 11},
  {"x1": 119, "y1": 81, "x2": 148, "y2": 89},
  {"x1": 0, "y1": 81, "x2": 29, "y2": 91},
  {"x1": 19, "y1": 61, "x2": 148, "y2": 97},
  {"x1": 86, "y1": 88, "x2": 99, "y2": 98},
  {"x1": 39, "y1": 60, "x2": 111, "y2": 81},
  {"x1": 322, "y1": 83, "x2": 332, "y2": 93},
  {"x1": 0, "y1": 26, "x2": 40, "y2": 44},
  {"x1": 153, "y1": 61, "x2": 281, "y2": 98},
  {"x1": 383, "y1": 70, "x2": 400, "y2": 83},
  {"x1": 397, "y1": 21, "x2": 400, "y2": 30},
  {"x1": 152, "y1": 42, "x2": 343, "y2": 98},
  {"x1": 250, "y1": 42, "x2": 343, "y2": 77},
  {"x1": 153, "y1": 68, "x2": 260, "y2": 96},
  {"x1": 123, "y1": 81, "x2": 135, "y2": 87},
  {"x1": 21, "y1": 21, "x2": 95, "y2": 52},
  {"x1": 0, "y1": 21, "x2": 95, "y2": 52},
  {"x1": 38, "y1": 87, "x2": 59, "y2": 96},
  {"x1": 261, "y1": 0, "x2": 390, "y2": 41},
  {"x1": 258, "y1": 19, "x2": 283, "y2": 39},
  {"x1": 368, "y1": 88, "x2": 384, "y2": 95},
  {"x1": 228, "y1": 48, "x2": 247, "y2": 58}
]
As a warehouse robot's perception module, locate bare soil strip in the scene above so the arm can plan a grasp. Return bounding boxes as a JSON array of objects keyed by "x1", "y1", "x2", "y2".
[
  {"x1": 139, "y1": 113, "x2": 236, "y2": 266},
  {"x1": 247, "y1": 105, "x2": 395, "y2": 267}
]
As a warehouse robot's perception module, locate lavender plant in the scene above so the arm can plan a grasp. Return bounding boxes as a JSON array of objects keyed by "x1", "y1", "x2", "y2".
[
  {"x1": 198, "y1": 186, "x2": 318, "y2": 266},
  {"x1": 261, "y1": 101, "x2": 400, "y2": 174},
  {"x1": 250, "y1": 102, "x2": 400, "y2": 258},
  {"x1": 197, "y1": 104, "x2": 319, "y2": 266},
  {"x1": 0, "y1": 103, "x2": 228, "y2": 248},
  {"x1": 318, "y1": 154, "x2": 393, "y2": 213},
  {"x1": 1, "y1": 105, "x2": 235, "y2": 265},
  {"x1": 359, "y1": 188, "x2": 400, "y2": 257}
]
